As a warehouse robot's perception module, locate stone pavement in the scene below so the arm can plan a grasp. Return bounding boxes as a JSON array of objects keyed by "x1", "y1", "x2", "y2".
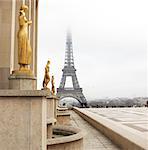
[
  {"x1": 87, "y1": 107, "x2": 148, "y2": 135},
  {"x1": 70, "y1": 111, "x2": 120, "y2": 150},
  {"x1": 74, "y1": 107, "x2": 148, "y2": 150}
]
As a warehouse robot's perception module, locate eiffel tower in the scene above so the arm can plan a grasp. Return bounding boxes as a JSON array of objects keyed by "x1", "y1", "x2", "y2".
[{"x1": 57, "y1": 32, "x2": 87, "y2": 107}]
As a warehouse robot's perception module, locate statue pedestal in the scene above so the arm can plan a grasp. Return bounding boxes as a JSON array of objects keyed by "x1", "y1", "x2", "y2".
[
  {"x1": 9, "y1": 73, "x2": 37, "y2": 90},
  {"x1": 0, "y1": 90, "x2": 49, "y2": 150}
]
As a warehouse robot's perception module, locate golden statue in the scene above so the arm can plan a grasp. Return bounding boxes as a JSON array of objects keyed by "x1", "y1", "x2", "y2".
[
  {"x1": 51, "y1": 75, "x2": 55, "y2": 95},
  {"x1": 42, "y1": 60, "x2": 50, "y2": 89},
  {"x1": 17, "y1": 4, "x2": 32, "y2": 71}
]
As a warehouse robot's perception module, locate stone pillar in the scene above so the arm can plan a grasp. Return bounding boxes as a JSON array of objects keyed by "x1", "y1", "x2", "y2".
[
  {"x1": 22, "y1": 0, "x2": 38, "y2": 76},
  {"x1": 46, "y1": 95, "x2": 57, "y2": 139},
  {"x1": 0, "y1": 0, "x2": 12, "y2": 89}
]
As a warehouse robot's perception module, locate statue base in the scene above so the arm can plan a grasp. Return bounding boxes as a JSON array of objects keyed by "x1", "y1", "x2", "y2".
[
  {"x1": 9, "y1": 69, "x2": 37, "y2": 90},
  {"x1": 41, "y1": 87, "x2": 50, "y2": 91},
  {"x1": 12, "y1": 68, "x2": 33, "y2": 76}
]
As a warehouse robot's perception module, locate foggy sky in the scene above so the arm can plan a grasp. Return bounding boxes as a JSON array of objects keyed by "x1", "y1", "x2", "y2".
[{"x1": 37, "y1": 0, "x2": 147, "y2": 99}]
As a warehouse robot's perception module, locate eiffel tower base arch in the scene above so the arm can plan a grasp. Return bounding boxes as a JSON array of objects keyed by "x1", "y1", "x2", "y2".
[{"x1": 57, "y1": 88, "x2": 88, "y2": 108}]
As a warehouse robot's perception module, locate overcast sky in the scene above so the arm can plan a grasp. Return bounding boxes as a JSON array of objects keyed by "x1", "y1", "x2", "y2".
[{"x1": 37, "y1": 0, "x2": 148, "y2": 99}]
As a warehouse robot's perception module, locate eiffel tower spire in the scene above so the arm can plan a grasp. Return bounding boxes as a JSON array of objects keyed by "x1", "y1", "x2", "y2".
[{"x1": 64, "y1": 31, "x2": 74, "y2": 67}]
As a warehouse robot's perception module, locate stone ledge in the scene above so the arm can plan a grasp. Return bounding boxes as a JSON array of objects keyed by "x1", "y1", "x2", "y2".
[
  {"x1": 9, "y1": 74, "x2": 37, "y2": 80},
  {"x1": 74, "y1": 107, "x2": 147, "y2": 150},
  {"x1": 46, "y1": 95, "x2": 59, "y2": 100},
  {"x1": 47, "y1": 125, "x2": 85, "y2": 145},
  {"x1": 57, "y1": 112, "x2": 70, "y2": 116},
  {"x1": 47, "y1": 118, "x2": 57, "y2": 125},
  {"x1": 0, "y1": 90, "x2": 50, "y2": 97},
  {"x1": 57, "y1": 107, "x2": 68, "y2": 111}
]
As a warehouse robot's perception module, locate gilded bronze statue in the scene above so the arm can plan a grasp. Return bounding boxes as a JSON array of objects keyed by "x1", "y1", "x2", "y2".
[
  {"x1": 51, "y1": 75, "x2": 55, "y2": 95},
  {"x1": 17, "y1": 4, "x2": 32, "y2": 71},
  {"x1": 42, "y1": 60, "x2": 50, "y2": 89}
]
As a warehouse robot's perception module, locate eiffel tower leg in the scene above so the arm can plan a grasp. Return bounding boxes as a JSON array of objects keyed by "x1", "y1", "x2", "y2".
[
  {"x1": 72, "y1": 74, "x2": 80, "y2": 89},
  {"x1": 76, "y1": 92, "x2": 88, "y2": 108},
  {"x1": 59, "y1": 75, "x2": 66, "y2": 88},
  {"x1": 79, "y1": 102, "x2": 88, "y2": 108}
]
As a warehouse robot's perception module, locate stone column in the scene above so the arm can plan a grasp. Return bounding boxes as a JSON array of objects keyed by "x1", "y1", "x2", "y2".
[
  {"x1": 0, "y1": 0, "x2": 12, "y2": 89},
  {"x1": 46, "y1": 95, "x2": 57, "y2": 139},
  {"x1": 30, "y1": 0, "x2": 38, "y2": 77},
  {"x1": 25, "y1": 0, "x2": 38, "y2": 76}
]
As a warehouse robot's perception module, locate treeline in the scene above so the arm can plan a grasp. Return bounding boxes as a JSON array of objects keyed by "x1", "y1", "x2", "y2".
[{"x1": 87, "y1": 97, "x2": 148, "y2": 108}]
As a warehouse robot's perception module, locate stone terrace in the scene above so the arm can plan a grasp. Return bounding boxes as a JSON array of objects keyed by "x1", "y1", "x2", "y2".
[
  {"x1": 70, "y1": 111, "x2": 120, "y2": 150},
  {"x1": 74, "y1": 107, "x2": 148, "y2": 150}
]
